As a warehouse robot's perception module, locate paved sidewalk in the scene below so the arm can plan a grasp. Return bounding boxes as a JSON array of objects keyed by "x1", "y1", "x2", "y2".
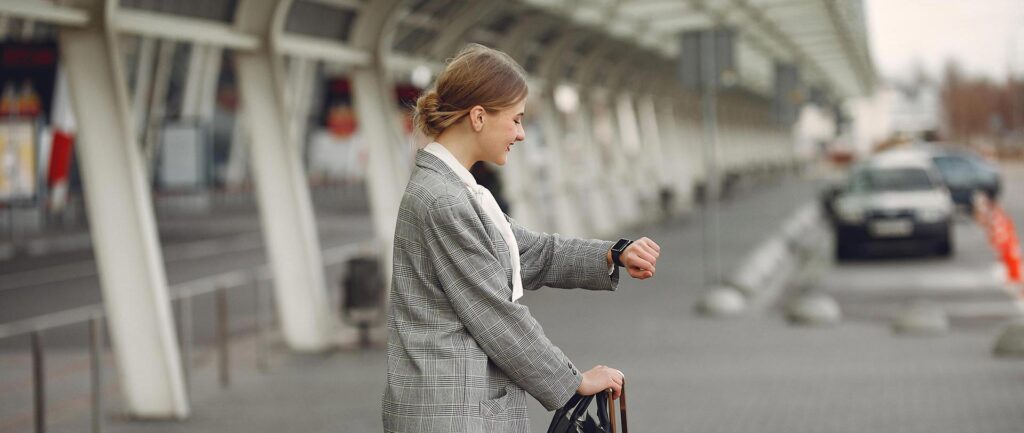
[{"x1": 16, "y1": 173, "x2": 1024, "y2": 433}]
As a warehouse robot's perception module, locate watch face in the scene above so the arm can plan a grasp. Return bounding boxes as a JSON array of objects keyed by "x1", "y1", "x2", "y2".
[{"x1": 612, "y1": 239, "x2": 631, "y2": 252}]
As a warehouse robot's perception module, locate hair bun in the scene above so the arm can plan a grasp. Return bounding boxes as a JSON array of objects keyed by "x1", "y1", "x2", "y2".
[
  {"x1": 411, "y1": 44, "x2": 529, "y2": 138},
  {"x1": 414, "y1": 91, "x2": 444, "y2": 138}
]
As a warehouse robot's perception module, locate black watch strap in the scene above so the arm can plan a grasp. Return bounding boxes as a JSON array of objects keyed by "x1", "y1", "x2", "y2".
[{"x1": 611, "y1": 239, "x2": 632, "y2": 268}]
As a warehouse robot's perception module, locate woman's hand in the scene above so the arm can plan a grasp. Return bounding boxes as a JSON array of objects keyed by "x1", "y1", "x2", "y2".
[
  {"x1": 621, "y1": 237, "x2": 660, "y2": 279},
  {"x1": 577, "y1": 365, "x2": 624, "y2": 400}
]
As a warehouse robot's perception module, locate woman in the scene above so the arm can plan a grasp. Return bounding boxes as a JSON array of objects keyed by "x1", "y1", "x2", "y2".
[{"x1": 383, "y1": 44, "x2": 661, "y2": 433}]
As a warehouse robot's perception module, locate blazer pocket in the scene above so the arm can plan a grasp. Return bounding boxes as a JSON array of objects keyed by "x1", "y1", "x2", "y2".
[{"x1": 478, "y1": 386, "x2": 511, "y2": 420}]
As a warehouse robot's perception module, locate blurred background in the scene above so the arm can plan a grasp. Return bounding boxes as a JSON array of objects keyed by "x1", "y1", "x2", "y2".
[{"x1": 1, "y1": 0, "x2": 1023, "y2": 432}]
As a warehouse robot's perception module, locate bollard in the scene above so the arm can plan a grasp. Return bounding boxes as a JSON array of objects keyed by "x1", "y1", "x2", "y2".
[
  {"x1": 89, "y1": 315, "x2": 104, "y2": 433},
  {"x1": 892, "y1": 302, "x2": 949, "y2": 335},
  {"x1": 993, "y1": 318, "x2": 1024, "y2": 357},
  {"x1": 785, "y1": 292, "x2": 842, "y2": 326},
  {"x1": 694, "y1": 286, "x2": 746, "y2": 317},
  {"x1": 216, "y1": 287, "x2": 230, "y2": 388},
  {"x1": 31, "y1": 331, "x2": 45, "y2": 433}
]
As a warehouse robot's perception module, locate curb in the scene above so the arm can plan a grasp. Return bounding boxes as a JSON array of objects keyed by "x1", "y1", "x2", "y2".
[{"x1": 721, "y1": 200, "x2": 831, "y2": 313}]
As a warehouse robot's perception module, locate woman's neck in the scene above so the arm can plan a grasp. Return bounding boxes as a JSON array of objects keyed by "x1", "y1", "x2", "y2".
[
  {"x1": 434, "y1": 137, "x2": 477, "y2": 170},
  {"x1": 434, "y1": 129, "x2": 478, "y2": 170}
]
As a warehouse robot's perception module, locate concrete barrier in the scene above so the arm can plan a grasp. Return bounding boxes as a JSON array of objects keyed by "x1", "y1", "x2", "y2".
[
  {"x1": 892, "y1": 301, "x2": 950, "y2": 335},
  {"x1": 785, "y1": 292, "x2": 842, "y2": 326},
  {"x1": 743, "y1": 203, "x2": 828, "y2": 306},
  {"x1": 992, "y1": 319, "x2": 1024, "y2": 357},
  {"x1": 695, "y1": 286, "x2": 747, "y2": 317},
  {"x1": 697, "y1": 201, "x2": 832, "y2": 317}
]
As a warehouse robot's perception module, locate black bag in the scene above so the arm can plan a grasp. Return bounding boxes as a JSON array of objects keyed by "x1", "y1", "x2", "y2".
[{"x1": 547, "y1": 383, "x2": 628, "y2": 433}]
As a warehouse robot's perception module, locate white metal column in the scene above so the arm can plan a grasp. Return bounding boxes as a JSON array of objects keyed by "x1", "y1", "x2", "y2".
[
  {"x1": 637, "y1": 93, "x2": 668, "y2": 212},
  {"x1": 575, "y1": 101, "x2": 616, "y2": 237},
  {"x1": 349, "y1": 0, "x2": 407, "y2": 279},
  {"x1": 574, "y1": 43, "x2": 620, "y2": 235},
  {"x1": 285, "y1": 57, "x2": 316, "y2": 154},
  {"x1": 234, "y1": 0, "x2": 341, "y2": 351},
  {"x1": 538, "y1": 96, "x2": 584, "y2": 236},
  {"x1": 656, "y1": 96, "x2": 694, "y2": 214},
  {"x1": 130, "y1": 37, "x2": 155, "y2": 138},
  {"x1": 612, "y1": 92, "x2": 645, "y2": 226},
  {"x1": 56, "y1": 0, "x2": 188, "y2": 418},
  {"x1": 538, "y1": 31, "x2": 585, "y2": 237},
  {"x1": 142, "y1": 39, "x2": 175, "y2": 174},
  {"x1": 181, "y1": 43, "x2": 222, "y2": 123},
  {"x1": 499, "y1": 16, "x2": 558, "y2": 232}
]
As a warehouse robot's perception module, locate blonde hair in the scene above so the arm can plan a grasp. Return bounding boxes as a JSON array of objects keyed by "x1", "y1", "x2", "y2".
[{"x1": 414, "y1": 44, "x2": 529, "y2": 138}]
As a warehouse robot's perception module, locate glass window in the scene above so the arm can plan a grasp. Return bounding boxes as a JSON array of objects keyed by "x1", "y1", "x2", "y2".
[
  {"x1": 851, "y1": 167, "x2": 935, "y2": 192},
  {"x1": 932, "y1": 156, "x2": 975, "y2": 186}
]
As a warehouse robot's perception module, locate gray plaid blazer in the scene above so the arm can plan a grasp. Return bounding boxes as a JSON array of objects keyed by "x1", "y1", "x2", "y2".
[{"x1": 382, "y1": 150, "x2": 619, "y2": 433}]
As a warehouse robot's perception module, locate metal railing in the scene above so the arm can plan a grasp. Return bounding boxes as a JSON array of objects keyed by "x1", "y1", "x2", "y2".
[{"x1": 0, "y1": 241, "x2": 377, "y2": 433}]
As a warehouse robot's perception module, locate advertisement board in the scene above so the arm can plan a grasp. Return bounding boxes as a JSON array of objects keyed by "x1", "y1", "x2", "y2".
[
  {"x1": 0, "y1": 120, "x2": 37, "y2": 203},
  {"x1": 158, "y1": 123, "x2": 207, "y2": 191}
]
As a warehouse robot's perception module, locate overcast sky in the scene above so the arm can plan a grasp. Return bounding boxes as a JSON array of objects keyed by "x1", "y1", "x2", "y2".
[{"x1": 864, "y1": 0, "x2": 1024, "y2": 83}]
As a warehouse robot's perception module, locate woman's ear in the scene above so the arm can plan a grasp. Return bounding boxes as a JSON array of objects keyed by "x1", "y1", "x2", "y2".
[{"x1": 469, "y1": 105, "x2": 486, "y2": 132}]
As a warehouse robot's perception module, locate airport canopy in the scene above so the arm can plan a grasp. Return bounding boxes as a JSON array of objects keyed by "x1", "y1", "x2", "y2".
[{"x1": 1, "y1": 0, "x2": 874, "y2": 101}]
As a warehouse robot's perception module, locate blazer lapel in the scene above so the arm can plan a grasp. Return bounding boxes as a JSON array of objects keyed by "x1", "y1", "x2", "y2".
[{"x1": 416, "y1": 151, "x2": 514, "y2": 287}]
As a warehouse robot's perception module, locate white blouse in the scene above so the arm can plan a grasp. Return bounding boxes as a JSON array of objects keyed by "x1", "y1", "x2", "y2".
[{"x1": 423, "y1": 142, "x2": 524, "y2": 302}]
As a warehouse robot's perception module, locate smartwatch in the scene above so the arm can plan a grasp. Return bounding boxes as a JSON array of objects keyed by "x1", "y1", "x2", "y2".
[{"x1": 610, "y1": 238, "x2": 633, "y2": 268}]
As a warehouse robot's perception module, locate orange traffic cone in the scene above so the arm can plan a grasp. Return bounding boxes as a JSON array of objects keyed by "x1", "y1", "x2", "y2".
[{"x1": 1005, "y1": 239, "x2": 1022, "y2": 284}]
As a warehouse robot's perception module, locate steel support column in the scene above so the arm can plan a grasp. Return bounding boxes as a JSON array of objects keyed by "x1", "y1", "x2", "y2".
[
  {"x1": 130, "y1": 36, "x2": 155, "y2": 139},
  {"x1": 537, "y1": 30, "x2": 586, "y2": 236},
  {"x1": 56, "y1": 0, "x2": 188, "y2": 418},
  {"x1": 234, "y1": 0, "x2": 340, "y2": 351},
  {"x1": 285, "y1": 56, "x2": 317, "y2": 154},
  {"x1": 655, "y1": 95, "x2": 695, "y2": 213},
  {"x1": 606, "y1": 51, "x2": 648, "y2": 228},
  {"x1": 574, "y1": 42, "x2": 622, "y2": 235},
  {"x1": 349, "y1": 0, "x2": 406, "y2": 284},
  {"x1": 498, "y1": 14, "x2": 558, "y2": 232},
  {"x1": 636, "y1": 93, "x2": 668, "y2": 214}
]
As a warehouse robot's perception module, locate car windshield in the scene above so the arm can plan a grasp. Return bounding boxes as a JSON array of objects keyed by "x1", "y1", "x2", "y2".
[
  {"x1": 850, "y1": 167, "x2": 935, "y2": 192},
  {"x1": 964, "y1": 156, "x2": 998, "y2": 179}
]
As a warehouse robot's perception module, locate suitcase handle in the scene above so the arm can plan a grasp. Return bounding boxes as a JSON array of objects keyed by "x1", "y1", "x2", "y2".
[{"x1": 606, "y1": 380, "x2": 628, "y2": 433}]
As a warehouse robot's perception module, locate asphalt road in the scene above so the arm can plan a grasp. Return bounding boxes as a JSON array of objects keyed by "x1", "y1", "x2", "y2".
[{"x1": 4, "y1": 166, "x2": 1024, "y2": 433}]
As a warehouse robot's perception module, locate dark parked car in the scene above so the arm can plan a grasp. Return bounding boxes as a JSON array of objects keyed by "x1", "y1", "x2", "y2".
[{"x1": 929, "y1": 150, "x2": 1001, "y2": 210}]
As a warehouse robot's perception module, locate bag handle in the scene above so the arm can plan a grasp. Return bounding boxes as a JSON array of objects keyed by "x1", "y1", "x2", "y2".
[
  {"x1": 546, "y1": 393, "x2": 593, "y2": 433},
  {"x1": 605, "y1": 380, "x2": 628, "y2": 433},
  {"x1": 596, "y1": 392, "x2": 610, "y2": 429}
]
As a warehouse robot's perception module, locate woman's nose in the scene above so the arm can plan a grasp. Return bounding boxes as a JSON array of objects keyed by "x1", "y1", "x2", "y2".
[{"x1": 516, "y1": 125, "x2": 526, "y2": 142}]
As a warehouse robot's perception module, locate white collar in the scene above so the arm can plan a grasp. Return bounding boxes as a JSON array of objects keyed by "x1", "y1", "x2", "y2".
[{"x1": 423, "y1": 142, "x2": 477, "y2": 187}]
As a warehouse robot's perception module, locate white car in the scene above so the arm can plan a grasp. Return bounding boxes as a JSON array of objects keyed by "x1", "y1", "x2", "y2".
[{"x1": 830, "y1": 150, "x2": 955, "y2": 260}]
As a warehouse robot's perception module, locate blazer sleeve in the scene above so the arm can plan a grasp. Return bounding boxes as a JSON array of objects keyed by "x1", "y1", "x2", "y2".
[
  {"x1": 510, "y1": 218, "x2": 620, "y2": 292},
  {"x1": 422, "y1": 194, "x2": 582, "y2": 411}
]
